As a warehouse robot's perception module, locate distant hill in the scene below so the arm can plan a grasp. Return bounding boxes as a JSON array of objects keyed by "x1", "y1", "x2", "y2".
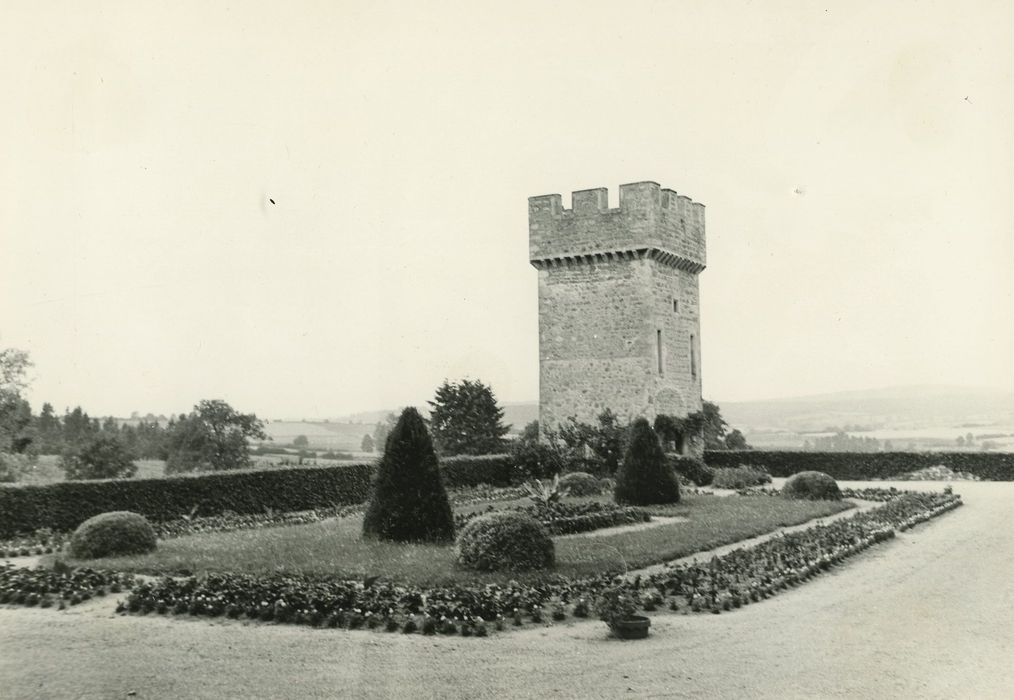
[
  {"x1": 719, "y1": 385, "x2": 1014, "y2": 433},
  {"x1": 275, "y1": 385, "x2": 1014, "y2": 452},
  {"x1": 718, "y1": 385, "x2": 1014, "y2": 451}
]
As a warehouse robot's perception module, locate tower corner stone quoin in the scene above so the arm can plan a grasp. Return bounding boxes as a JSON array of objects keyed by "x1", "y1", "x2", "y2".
[{"x1": 529, "y1": 181, "x2": 706, "y2": 445}]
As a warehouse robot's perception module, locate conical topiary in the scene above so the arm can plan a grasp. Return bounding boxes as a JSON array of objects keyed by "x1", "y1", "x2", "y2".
[
  {"x1": 613, "y1": 418, "x2": 681, "y2": 505},
  {"x1": 362, "y1": 407, "x2": 455, "y2": 543}
]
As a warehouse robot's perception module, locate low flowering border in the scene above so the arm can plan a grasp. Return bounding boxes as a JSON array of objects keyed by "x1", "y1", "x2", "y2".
[
  {"x1": 0, "y1": 488, "x2": 961, "y2": 629},
  {"x1": 455, "y1": 502, "x2": 651, "y2": 536},
  {"x1": 0, "y1": 563, "x2": 135, "y2": 609},
  {"x1": 94, "y1": 488, "x2": 962, "y2": 633}
]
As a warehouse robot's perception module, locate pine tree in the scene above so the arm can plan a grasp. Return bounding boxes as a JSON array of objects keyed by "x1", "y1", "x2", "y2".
[
  {"x1": 362, "y1": 407, "x2": 454, "y2": 543},
  {"x1": 613, "y1": 418, "x2": 681, "y2": 505},
  {"x1": 428, "y1": 379, "x2": 509, "y2": 456}
]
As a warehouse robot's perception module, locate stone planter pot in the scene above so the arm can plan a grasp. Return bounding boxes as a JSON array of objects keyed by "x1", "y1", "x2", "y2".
[{"x1": 611, "y1": 615, "x2": 651, "y2": 640}]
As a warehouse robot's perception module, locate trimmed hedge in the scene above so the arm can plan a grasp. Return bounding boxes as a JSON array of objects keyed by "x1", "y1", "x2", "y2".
[
  {"x1": 440, "y1": 454, "x2": 514, "y2": 488},
  {"x1": 0, "y1": 454, "x2": 514, "y2": 538},
  {"x1": 704, "y1": 450, "x2": 1014, "y2": 481}
]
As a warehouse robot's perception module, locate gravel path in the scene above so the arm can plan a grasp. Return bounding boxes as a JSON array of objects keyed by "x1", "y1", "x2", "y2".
[{"x1": 2, "y1": 480, "x2": 1010, "y2": 699}]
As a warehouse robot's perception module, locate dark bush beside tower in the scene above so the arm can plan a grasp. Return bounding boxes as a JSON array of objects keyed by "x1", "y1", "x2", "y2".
[
  {"x1": 614, "y1": 419, "x2": 681, "y2": 505},
  {"x1": 362, "y1": 407, "x2": 455, "y2": 543}
]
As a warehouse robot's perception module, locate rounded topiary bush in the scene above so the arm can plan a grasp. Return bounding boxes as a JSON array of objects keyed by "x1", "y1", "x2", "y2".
[
  {"x1": 69, "y1": 511, "x2": 157, "y2": 559},
  {"x1": 614, "y1": 419, "x2": 681, "y2": 505},
  {"x1": 362, "y1": 407, "x2": 455, "y2": 543},
  {"x1": 559, "y1": 471, "x2": 606, "y2": 496},
  {"x1": 782, "y1": 471, "x2": 842, "y2": 501},
  {"x1": 457, "y1": 511, "x2": 554, "y2": 572}
]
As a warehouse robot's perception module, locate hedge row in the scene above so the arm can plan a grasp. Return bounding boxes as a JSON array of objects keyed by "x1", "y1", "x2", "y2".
[
  {"x1": 0, "y1": 455, "x2": 514, "y2": 538},
  {"x1": 704, "y1": 450, "x2": 1014, "y2": 481}
]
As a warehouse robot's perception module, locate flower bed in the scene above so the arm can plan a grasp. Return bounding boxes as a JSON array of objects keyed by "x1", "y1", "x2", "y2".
[
  {"x1": 0, "y1": 563, "x2": 135, "y2": 609},
  {"x1": 107, "y1": 488, "x2": 960, "y2": 633},
  {"x1": 454, "y1": 502, "x2": 651, "y2": 536},
  {"x1": 0, "y1": 529, "x2": 69, "y2": 558}
]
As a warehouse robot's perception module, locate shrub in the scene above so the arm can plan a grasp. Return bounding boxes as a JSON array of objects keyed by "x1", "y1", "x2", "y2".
[
  {"x1": 667, "y1": 456, "x2": 714, "y2": 486},
  {"x1": 362, "y1": 408, "x2": 455, "y2": 543},
  {"x1": 60, "y1": 435, "x2": 138, "y2": 480},
  {"x1": 711, "y1": 466, "x2": 771, "y2": 490},
  {"x1": 456, "y1": 511, "x2": 554, "y2": 572},
  {"x1": 614, "y1": 419, "x2": 680, "y2": 506},
  {"x1": 68, "y1": 511, "x2": 157, "y2": 559},
  {"x1": 782, "y1": 471, "x2": 842, "y2": 501},
  {"x1": 507, "y1": 437, "x2": 566, "y2": 482},
  {"x1": 558, "y1": 471, "x2": 606, "y2": 496},
  {"x1": 704, "y1": 450, "x2": 1014, "y2": 481}
]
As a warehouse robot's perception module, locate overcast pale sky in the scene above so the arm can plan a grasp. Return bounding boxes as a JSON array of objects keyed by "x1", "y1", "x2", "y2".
[{"x1": 2, "y1": 1, "x2": 1012, "y2": 419}]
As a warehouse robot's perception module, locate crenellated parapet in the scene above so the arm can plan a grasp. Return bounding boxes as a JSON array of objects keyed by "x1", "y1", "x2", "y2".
[{"x1": 529, "y1": 181, "x2": 706, "y2": 271}]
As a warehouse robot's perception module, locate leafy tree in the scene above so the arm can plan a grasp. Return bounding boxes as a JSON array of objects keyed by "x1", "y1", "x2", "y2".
[
  {"x1": 0, "y1": 347, "x2": 33, "y2": 454},
  {"x1": 373, "y1": 412, "x2": 398, "y2": 454},
  {"x1": 552, "y1": 409, "x2": 627, "y2": 475},
  {"x1": 165, "y1": 399, "x2": 266, "y2": 474},
  {"x1": 293, "y1": 434, "x2": 309, "y2": 449},
  {"x1": 60, "y1": 434, "x2": 138, "y2": 480},
  {"x1": 427, "y1": 379, "x2": 509, "y2": 456},
  {"x1": 723, "y1": 428, "x2": 751, "y2": 450},
  {"x1": 34, "y1": 402, "x2": 63, "y2": 454},
  {"x1": 362, "y1": 407, "x2": 454, "y2": 543},
  {"x1": 613, "y1": 418, "x2": 680, "y2": 505},
  {"x1": 700, "y1": 400, "x2": 729, "y2": 450},
  {"x1": 360, "y1": 433, "x2": 375, "y2": 452},
  {"x1": 0, "y1": 452, "x2": 32, "y2": 483},
  {"x1": 508, "y1": 420, "x2": 566, "y2": 481},
  {"x1": 62, "y1": 407, "x2": 97, "y2": 452}
]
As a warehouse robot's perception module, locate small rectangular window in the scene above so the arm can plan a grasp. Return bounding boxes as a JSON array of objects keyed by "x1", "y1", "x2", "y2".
[
  {"x1": 690, "y1": 334, "x2": 697, "y2": 378},
  {"x1": 673, "y1": 299, "x2": 679, "y2": 313},
  {"x1": 657, "y1": 330, "x2": 664, "y2": 375}
]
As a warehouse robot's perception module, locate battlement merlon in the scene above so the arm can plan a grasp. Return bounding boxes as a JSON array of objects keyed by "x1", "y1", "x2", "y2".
[{"x1": 529, "y1": 181, "x2": 706, "y2": 269}]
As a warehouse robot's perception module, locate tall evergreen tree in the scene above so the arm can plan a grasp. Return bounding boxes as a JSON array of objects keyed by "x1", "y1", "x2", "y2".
[
  {"x1": 362, "y1": 407, "x2": 454, "y2": 543},
  {"x1": 427, "y1": 379, "x2": 509, "y2": 456},
  {"x1": 613, "y1": 418, "x2": 681, "y2": 505}
]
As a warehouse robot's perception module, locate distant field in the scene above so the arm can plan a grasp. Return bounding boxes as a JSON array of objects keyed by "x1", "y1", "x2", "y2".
[
  {"x1": 260, "y1": 421, "x2": 376, "y2": 451},
  {"x1": 15, "y1": 454, "x2": 373, "y2": 486},
  {"x1": 19, "y1": 456, "x2": 167, "y2": 485}
]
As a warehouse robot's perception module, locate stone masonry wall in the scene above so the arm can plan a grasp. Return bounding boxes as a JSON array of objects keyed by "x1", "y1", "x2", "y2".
[{"x1": 530, "y1": 181, "x2": 705, "y2": 447}]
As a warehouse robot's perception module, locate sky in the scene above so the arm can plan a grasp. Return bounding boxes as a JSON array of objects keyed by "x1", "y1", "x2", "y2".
[{"x1": 2, "y1": 0, "x2": 1012, "y2": 420}]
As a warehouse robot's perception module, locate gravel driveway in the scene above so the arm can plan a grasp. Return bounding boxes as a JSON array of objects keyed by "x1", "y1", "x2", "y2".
[{"x1": 1, "y1": 480, "x2": 1010, "y2": 699}]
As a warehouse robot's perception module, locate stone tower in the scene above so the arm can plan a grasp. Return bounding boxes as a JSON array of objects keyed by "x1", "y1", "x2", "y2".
[{"x1": 529, "y1": 181, "x2": 706, "y2": 439}]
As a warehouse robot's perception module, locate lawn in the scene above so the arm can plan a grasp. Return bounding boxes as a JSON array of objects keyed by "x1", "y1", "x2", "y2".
[{"x1": 73, "y1": 495, "x2": 852, "y2": 586}]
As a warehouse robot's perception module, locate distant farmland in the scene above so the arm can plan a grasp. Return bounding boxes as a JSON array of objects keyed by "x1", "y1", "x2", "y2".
[{"x1": 260, "y1": 421, "x2": 376, "y2": 451}]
